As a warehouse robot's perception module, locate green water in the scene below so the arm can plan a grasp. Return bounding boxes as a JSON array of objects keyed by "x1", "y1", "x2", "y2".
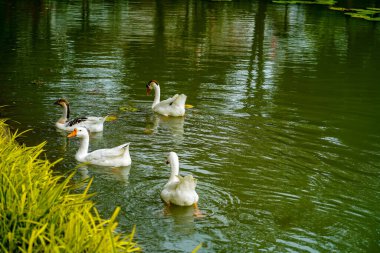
[{"x1": 1, "y1": 0, "x2": 380, "y2": 252}]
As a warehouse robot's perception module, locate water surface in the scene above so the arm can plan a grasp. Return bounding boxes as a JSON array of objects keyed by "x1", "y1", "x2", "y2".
[{"x1": 1, "y1": 0, "x2": 380, "y2": 252}]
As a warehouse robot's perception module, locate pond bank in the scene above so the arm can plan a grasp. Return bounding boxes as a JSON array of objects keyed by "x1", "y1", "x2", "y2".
[{"x1": 0, "y1": 120, "x2": 140, "y2": 252}]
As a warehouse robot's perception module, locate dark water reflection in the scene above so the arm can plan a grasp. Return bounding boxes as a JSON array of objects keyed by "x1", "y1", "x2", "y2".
[{"x1": 1, "y1": 0, "x2": 380, "y2": 252}]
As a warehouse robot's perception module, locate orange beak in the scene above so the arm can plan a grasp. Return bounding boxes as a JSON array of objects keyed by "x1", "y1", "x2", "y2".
[
  {"x1": 146, "y1": 87, "x2": 151, "y2": 96},
  {"x1": 67, "y1": 128, "x2": 78, "y2": 138}
]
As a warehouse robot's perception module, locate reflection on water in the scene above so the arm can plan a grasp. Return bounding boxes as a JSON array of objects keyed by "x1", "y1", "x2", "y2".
[
  {"x1": 163, "y1": 205, "x2": 199, "y2": 223},
  {"x1": 145, "y1": 114, "x2": 185, "y2": 141},
  {"x1": 78, "y1": 165, "x2": 131, "y2": 184},
  {"x1": 1, "y1": 0, "x2": 380, "y2": 252}
]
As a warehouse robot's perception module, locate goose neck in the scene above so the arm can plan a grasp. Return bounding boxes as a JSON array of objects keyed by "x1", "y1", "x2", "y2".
[
  {"x1": 152, "y1": 83, "x2": 161, "y2": 108},
  {"x1": 60, "y1": 103, "x2": 70, "y2": 121},
  {"x1": 76, "y1": 135, "x2": 89, "y2": 161},
  {"x1": 169, "y1": 158, "x2": 180, "y2": 182}
]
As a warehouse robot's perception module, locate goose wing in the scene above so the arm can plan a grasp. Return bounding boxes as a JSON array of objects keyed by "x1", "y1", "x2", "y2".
[
  {"x1": 176, "y1": 175, "x2": 197, "y2": 191},
  {"x1": 170, "y1": 94, "x2": 187, "y2": 107},
  {"x1": 158, "y1": 94, "x2": 179, "y2": 106},
  {"x1": 86, "y1": 143, "x2": 129, "y2": 160},
  {"x1": 65, "y1": 117, "x2": 88, "y2": 127},
  {"x1": 85, "y1": 116, "x2": 107, "y2": 123}
]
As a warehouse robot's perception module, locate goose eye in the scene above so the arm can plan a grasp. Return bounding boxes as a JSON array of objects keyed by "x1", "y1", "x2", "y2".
[{"x1": 166, "y1": 160, "x2": 170, "y2": 164}]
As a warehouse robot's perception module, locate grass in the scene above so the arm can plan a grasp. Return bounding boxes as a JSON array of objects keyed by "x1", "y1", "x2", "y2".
[{"x1": 0, "y1": 120, "x2": 140, "y2": 252}]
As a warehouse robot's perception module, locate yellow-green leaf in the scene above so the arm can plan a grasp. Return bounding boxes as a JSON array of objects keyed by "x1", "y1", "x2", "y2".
[
  {"x1": 105, "y1": 115, "x2": 117, "y2": 122},
  {"x1": 119, "y1": 105, "x2": 139, "y2": 112},
  {"x1": 192, "y1": 243, "x2": 203, "y2": 253}
]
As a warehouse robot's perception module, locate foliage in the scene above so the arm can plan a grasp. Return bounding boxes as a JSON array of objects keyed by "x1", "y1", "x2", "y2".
[
  {"x1": 329, "y1": 7, "x2": 380, "y2": 21},
  {"x1": 0, "y1": 120, "x2": 140, "y2": 252},
  {"x1": 272, "y1": 0, "x2": 380, "y2": 21}
]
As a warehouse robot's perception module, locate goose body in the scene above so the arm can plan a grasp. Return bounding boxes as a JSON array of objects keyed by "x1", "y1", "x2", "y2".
[
  {"x1": 146, "y1": 80, "x2": 187, "y2": 117},
  {"x1": 67, "y1": 127, "x2": 131, "y2": 167},
  {"x1": 160, "y1": 152, "x2": 198, "y2": 207},
  {"x1": 54, "y1": 98, "x2": 107, "y2": 132}
]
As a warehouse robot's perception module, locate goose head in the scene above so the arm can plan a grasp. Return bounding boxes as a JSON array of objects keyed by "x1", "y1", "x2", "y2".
[
  {"x1": 146, "y1": 80, "x2": 159, "y2": 96},
  {"x1": 54, "y1": 98, "x2": 71, "y2": 122},
  {"x1": 166, "y1": 151, "x2": 179, "y2": 165},
  {"x1": 166, "y1": 151, "x2": 180, "y2": 179},
  {"x1": 67, "y1": 127, "x2": 90, "y2": 139},
  {"x1": 54, "y1": 98, "x2": 69, "y2": 107}
]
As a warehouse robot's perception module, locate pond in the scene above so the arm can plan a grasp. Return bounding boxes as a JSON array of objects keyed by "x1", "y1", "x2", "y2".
[{"x1": 1, "y1": 0, "x2": 380, "y2": 252}]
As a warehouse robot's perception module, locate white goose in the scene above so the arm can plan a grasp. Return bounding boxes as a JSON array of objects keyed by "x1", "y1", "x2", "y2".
[
  {"x1": 67, "y1": 127, "x2": 131, "y2": 167},
  {"x1": 146, "y1": 80, "x2": 187, "y2": 117},
  {"x1": 160, "y1": 152, "x2": 199, "y2": 207},
  {"x1": 54, "y1": 98, "x2": 107, "y2": 132}
]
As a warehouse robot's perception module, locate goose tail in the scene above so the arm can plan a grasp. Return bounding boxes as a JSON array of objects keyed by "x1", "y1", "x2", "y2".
[
  {"x1": 172, "y1": 94, "x2": 187, "y2": 108},
  {"x1": 122, "y1": 143, "x2": 130, "y2": 155}
]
